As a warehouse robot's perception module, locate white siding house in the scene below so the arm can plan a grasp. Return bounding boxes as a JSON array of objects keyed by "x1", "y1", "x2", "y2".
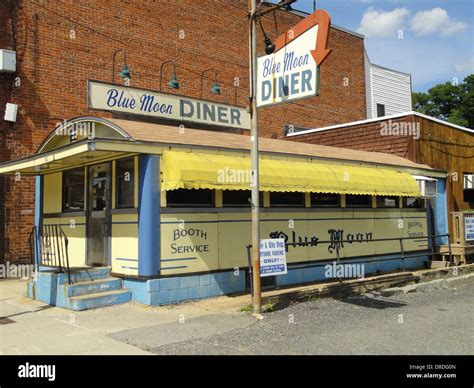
[{"x1": 365, "y1": 52, "x2": 413, "y2": 119}]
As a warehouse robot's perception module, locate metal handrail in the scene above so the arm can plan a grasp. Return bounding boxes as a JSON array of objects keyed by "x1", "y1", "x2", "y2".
[
  {"x1": 246, "y1": 233, "x2": 452, "y2": 295},
  {"x1": 29, "y1": 224, "x2": 71, "y2": 284}
]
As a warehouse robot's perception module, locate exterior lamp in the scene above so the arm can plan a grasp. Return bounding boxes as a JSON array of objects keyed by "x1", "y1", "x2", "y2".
[
  {"x1": 118, "y1": 64, "x2": 131, "y2": 80},
  {"x1": 258, "y1": 9, "x2": 275, "y2": 55},
  {"x1": 200, "y1": 69, "x2": 220, "y2": 98},
  {"x1": 211, "y1": 80, "x2": 221, "y2": 95},
  {"x1": 159, "y1": 60, "x2": 180, "y2": 91},
  {"x1": 112, "y1": 49, "x2": 131, "y2": 83}
]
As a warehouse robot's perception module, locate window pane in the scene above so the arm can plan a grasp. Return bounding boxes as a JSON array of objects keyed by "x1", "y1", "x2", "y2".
[
  {"x1": 62, "y1": 168, "x2": 85, "y2": 211},
  {"x1": 270, "y1": 192, "x2": 305, "y2": 207},
  {"x1": 117, "y1": 158, "x2": 135, "y2": 208},
  {"x1": 376, "y1": 196, "x2": 399, "y2": 208},
  {"x1": 311, "y1": 193, "x2": 340, "y2": 207},
  {"x1": 346, "y1": 194, "x2": 371, "y2": 208},
  {"x1": 222, "y1": 190, "x2": 264, "y2": 207},
  {"x1": 376, "y1": 103, "x2": 385, "y2": 117},
  {"x1": 403, "y1": 197, "x2": 425, "y2": 208},
  {"x1": 167, "y1": 189, "x2": 214, "y2": 207}
]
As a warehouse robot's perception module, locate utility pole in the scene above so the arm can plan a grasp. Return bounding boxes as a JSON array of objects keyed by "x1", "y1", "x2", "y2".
[
  {"x1": 248, "y1": 0, "x2": 295, "y2": 315},
  {"x1": 249, "y1": 0, "x2": 261, "y2": 314}
]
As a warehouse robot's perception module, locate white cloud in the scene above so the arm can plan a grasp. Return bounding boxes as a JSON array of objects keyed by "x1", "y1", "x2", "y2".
[
  {"x1": 357, "y1": 7, "x2": 410, "y2": 38},
  {"x1": 410, "y1": 7, "x2": 467, "y2": 37},
  {"x1": 454, "y1": 57, "x2": 474, "y2": 73}
]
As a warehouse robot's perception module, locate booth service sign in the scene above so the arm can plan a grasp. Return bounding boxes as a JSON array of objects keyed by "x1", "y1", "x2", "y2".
[
  {"x1": 259, "y1": 238, "x2": 288, "y2": 277},
  {"x1": 88, "y1": 80, "x2": 250, "y2": 130},
  {"x1": 257, "y1": 10, "x2": 331, "y2": 107}
]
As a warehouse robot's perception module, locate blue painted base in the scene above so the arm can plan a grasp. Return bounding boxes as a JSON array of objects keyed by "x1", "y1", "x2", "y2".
[
  {"x1": 26, "y1": 268, "x2": 131, "y2": 311},
  {"x1": 124, "y1": 270, "x2": 246, "y2": 306},
  {"x1": 275, "y1": 254, "x2": 428, "y2": 287}
]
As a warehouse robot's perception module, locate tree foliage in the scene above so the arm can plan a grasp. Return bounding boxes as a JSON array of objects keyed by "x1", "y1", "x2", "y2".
[{"x1": 412, "y1": 74, "x2": 474, "y2": 129}]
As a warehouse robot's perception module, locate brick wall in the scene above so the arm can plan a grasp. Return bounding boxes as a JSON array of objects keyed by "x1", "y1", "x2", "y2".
[
  {"x1": 288, "y1": 115, "x2": 414, "y2": 158},
  {"x1": 1, "y1": 0, "x2": 367, "y2": 262}
]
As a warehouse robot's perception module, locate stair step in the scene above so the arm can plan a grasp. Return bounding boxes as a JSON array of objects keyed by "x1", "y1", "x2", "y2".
[
  {"x1": 66, "y1": 277, "x2": 123, "y2": 297},
  {"x1": 68, "y1": 289, "x2": 131, "y2": 311},
  {"x1": 58, "y1": 267, "x2": 111, "y2": 285}
]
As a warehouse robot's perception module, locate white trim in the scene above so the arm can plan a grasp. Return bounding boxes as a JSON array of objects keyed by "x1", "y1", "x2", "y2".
[
  {"x1": 286, "y1": 111, "x2": 474, "y2": 137},
  {"x1": 412, "y1": 175, "x2": 437, "y2": 181}
]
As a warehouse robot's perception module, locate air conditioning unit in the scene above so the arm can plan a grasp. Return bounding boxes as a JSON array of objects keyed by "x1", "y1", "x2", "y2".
[
  {"x1": 0, "y1": 49, "x2": 16, "y2": 73},
  {"x1": 4, "y1": 103, "x2": 18, "y2": 122},
  {"x1": 413, "y1": 175, "x2": 437, "y2": 197}
]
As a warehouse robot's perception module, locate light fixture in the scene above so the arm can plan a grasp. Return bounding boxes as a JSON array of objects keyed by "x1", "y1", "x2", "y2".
[
  {"x1": 112, "y1": 49, "x2": 131, "y2": 83},
  {"x1": 258, "y1": 5, "x2": 275, "y2": 55},
  {"x1": 200, "y1": 69, "x2": 220, "y2": 98},
  {"x1": 118, "y1": 64, "x2": 131, "y2": 80},
  {"x1": 159, "y1": 60, "x2": 180, "y2": 91}
]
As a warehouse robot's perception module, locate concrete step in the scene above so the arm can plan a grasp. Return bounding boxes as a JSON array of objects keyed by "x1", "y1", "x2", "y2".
[
  {"x1": 65, "y1": 277, "x2": 123, "y2": 297},
  {"x1": 68, "y1": 289, "x2": 132, "y2": 311},
  {"x1": 57, "y1": 267, "x2": 111, "y2": 285}
]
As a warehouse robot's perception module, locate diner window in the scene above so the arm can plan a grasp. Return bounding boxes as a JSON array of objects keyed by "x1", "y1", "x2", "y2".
[
  {"x1": 403, "y1": 197, "x2": 425, "y2": 208},
  {"x1": 311, "y1": 193, "x2": 340, "y2": 207},
  {"x1": 346, "y1": 194, "x2": 372, "y2": 208},
  {"x1": 376, "y1": 196, "x2": 399, "y2": 208},
  {"x1": 222, "y1": 190, "x2": 263, "y2": 207},
  {"x1": 116, "y1": 158, "x2": 135, "y2": 208},
  {"x1": 166, "y1": 189, "x2": 214, "y2": 207},
  {"x1": 270, "y1": 192, "x2": 305, "y2": 207},
  {"x1": 62, "y1": 168, "x2": 85, "y2": 212}
]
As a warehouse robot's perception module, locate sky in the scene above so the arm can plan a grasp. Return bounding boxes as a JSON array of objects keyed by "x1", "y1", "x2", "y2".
[{"x1": 272, "y1": 0, "x2": 474, "y2": 92}]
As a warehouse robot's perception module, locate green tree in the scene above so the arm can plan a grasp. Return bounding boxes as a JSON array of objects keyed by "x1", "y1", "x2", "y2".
[{"x1": 412, "y1": 74, "x2": 473, "y2": 128}]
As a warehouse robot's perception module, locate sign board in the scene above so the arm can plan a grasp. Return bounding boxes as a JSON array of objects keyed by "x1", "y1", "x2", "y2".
[
  {"x1": 256, "y1": 10, "x2": 331, "y2": 107},
  {"x1": 465, "y1": 216, "x2": 474, "y2": 241},
  {"x1": 87, "y1": 80, "x2": 250, "y2": 130},
  {"x1": 259, "y1": 238, "x2": 288, "y2": 277}
]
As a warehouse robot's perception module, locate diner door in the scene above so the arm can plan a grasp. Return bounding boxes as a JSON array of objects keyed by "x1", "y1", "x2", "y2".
[{"x1": 86, "y1": 163, "x2": 111, "y2": 266}]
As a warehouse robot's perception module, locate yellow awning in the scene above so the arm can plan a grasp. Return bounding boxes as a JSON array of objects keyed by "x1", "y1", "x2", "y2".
[{"x1": 162, "y1": 151, "x2": 421, "y2": 197}]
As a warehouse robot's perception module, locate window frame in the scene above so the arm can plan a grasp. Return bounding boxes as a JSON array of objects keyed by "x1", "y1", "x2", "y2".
[
  {"x1": 345, "y1": 194, "x2": 372, "y2": 208},
  {"x1": 115, "y1": 157, "x2": 135, "y2": 209},
  {"x1": 62, "y1": 167, "x2": 85, "y2": 213}
]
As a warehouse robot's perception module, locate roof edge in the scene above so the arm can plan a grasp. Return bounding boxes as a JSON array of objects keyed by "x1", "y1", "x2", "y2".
[{"x1": 286, "y1": 111, "x2": 474, "y2": 137}]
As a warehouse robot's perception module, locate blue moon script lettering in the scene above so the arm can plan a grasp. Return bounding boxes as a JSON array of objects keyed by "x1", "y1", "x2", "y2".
[{"x1": 106, "y1": 89, "x2": 173, "y2": 115}]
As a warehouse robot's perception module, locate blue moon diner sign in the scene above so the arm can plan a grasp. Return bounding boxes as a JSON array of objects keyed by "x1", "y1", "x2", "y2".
[{"x1": 87, "y1": 80, "x2": 251, "y2": 130}]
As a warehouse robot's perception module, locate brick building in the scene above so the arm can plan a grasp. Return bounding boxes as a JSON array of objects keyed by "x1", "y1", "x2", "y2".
[{"x1": 1, "y1": 1, "x2": 371, "y2": 263}]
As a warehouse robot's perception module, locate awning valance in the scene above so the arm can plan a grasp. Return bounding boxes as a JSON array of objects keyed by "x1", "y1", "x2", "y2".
[{"x1": 162, "y1": 151, "x2": 422, "y2": 197}]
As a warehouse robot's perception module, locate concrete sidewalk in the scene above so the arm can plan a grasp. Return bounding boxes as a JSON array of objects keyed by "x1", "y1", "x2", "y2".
[
  {"x1": 1, "y1": 264, "x2": 473, "y2": 355},
  {"x1": 0, "y1": 278, "x2": 255, "y2": 355}
]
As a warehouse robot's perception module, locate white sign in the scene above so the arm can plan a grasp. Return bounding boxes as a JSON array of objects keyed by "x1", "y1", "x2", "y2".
[
  {"x1": 259, "y1": 238, "x2": 287, "y2": 277},
  {"x1": 465, "y1": 216, "x2": 474, "y2": 241},
  {"x1": 256, "y1": 9, "x2": 331, "y2": 107},
  {"x1": 257, "y1": 27, "x2": 319, "y2": 107},
  {"x1": 87, "y1": 80, "x2": 250, "y2": 130}
]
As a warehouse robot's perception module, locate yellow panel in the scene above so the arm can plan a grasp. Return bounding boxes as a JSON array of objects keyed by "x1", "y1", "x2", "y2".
[
  {"x1": 111, "y1": 213, "x2": 139, "y2": 275},
  {"x1": 161, "y1": 150, "x2": 421, "y2": 196},
  {"x1": 54, "y1": 216, "x2": 86, "y2": 268},
  {"x1": 160, "y1": 213, "x2": 218, "y2": 275},
  {"x1": 160, "y1": 209, "x2": 429, "y2": 275},
  {"x1": 43, "y1": 173, "x2": 62, "y2": 214}
]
